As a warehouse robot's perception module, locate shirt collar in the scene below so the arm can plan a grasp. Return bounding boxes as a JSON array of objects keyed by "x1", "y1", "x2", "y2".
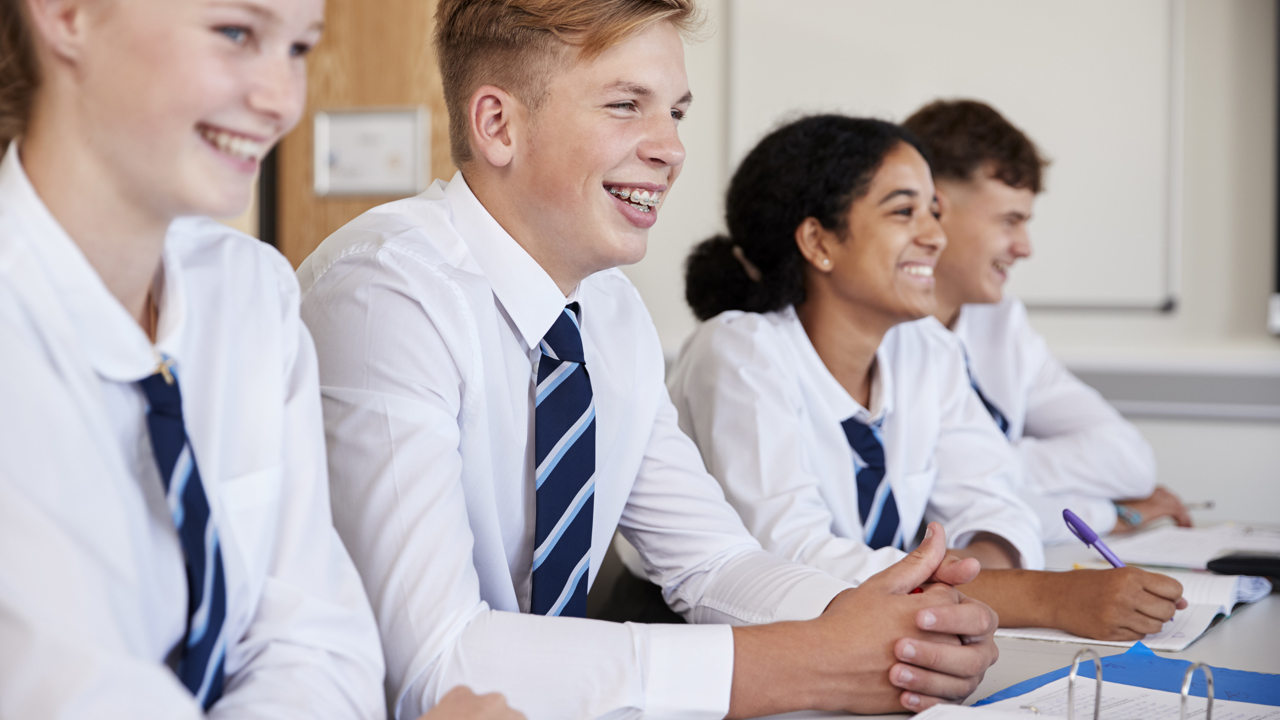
[
  {"x1": 780, "y1": 305, "x2": 894, "y2": 425},
  {"x1": 446, "y1": 171, "x2": 573, "y2": 350},
  {"x1": 1, "y1": 142, "x2": 187, "y2": 383}
]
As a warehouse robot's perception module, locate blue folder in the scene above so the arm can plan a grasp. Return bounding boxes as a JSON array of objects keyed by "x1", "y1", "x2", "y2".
[{"x1": 975, "y1": 643, "x2": 1280, "y2": 707}]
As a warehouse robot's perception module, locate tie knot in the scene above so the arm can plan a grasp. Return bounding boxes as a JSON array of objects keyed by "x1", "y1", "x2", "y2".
[
  {"x1": 840, "y1": 416, "x2": 885, "y2": 468},
  {"x1": 540, "y1": 303, "x2": 585, "y2": 365},
  {"x1": 138, "y1": 370, "x2": 185, "y2": 419}
]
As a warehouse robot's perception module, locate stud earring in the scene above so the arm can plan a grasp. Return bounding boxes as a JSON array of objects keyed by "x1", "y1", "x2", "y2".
[{"x1": 822, "y1": 259, "x2": 831, "y2": 267}]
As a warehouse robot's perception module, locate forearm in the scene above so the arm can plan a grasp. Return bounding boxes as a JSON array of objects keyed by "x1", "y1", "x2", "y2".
[
  {"x1": 728, "y1": 621, "x2": 826, "y2": 719},
  {"x1": 948, "y1": 536, "x2": 1019, "y2": 570},
  {"x1": 954, "y1": 569, "x2": 1064, "y2": 629}
]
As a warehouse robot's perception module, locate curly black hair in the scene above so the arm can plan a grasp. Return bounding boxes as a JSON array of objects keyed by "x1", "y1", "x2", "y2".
[{"x1": 685, "y1": 115, "x2": 928, "y2": 321}]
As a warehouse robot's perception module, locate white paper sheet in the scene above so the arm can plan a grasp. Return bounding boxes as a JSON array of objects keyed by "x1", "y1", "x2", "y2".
[
  {"x1": 1106, "y1": 525, "x2": 1280, "y2": 570},
  {"x1": 980, "y1": 674, "x2": 1280, "y2": 720}
]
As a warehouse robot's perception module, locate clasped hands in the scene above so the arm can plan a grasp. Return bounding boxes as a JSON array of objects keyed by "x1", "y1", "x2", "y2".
[{"x1": 812, "y1": 522, "x2": 999, "y2": 715}]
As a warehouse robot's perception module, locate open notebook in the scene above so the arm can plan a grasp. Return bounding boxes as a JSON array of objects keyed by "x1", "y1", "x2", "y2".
[
  {"x1": 995, "y1": 571, "x2": 1272, "y2": 651},
  {"x1": 1105, "y1": 524, "x2": 1280, "y2": 570}
]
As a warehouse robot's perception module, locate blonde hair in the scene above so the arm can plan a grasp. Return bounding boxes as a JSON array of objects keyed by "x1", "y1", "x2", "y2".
[
  {"x1": 434, "y1": 0, "x2": 701, "y2": 165},
  {"x1": 0, "y1": 0, "x2": 37, "y2": 147}
]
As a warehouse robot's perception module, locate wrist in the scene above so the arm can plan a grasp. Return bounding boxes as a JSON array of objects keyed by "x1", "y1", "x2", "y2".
[
  {"x1": 728, "y1": 621, "x2": 825, "y2": 718},
  {"x1": 1115, "y1": 502, "x2": 1143, "y2": 528}
]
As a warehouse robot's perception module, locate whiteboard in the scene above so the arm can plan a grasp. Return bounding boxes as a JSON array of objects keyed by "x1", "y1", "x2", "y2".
[{"x1": 727, "y1": 0, "x2": 1183, "y2": 310}]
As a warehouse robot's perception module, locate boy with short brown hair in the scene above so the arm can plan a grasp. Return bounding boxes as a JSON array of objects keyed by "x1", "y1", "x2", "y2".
[
  {"x1": 299, "y1": 4, "x2": 999, "y2": 718},
  {"x1": 904, "y1": 99, "x2": 1191, "y2": 542}
]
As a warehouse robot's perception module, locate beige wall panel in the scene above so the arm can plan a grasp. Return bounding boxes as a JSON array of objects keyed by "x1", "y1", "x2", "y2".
[{"x1": 277, "y1": 0, "x2": 455, "y2": 268}]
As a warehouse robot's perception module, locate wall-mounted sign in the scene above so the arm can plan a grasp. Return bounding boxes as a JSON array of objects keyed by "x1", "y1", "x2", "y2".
[{"x1": 314, "y1": 106, "x2": 429, "y2": 197}]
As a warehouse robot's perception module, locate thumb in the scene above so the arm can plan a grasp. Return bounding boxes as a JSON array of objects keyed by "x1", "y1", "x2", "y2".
[{"x1": 861, "y1": 522, "x2": 947, "y2": 594}]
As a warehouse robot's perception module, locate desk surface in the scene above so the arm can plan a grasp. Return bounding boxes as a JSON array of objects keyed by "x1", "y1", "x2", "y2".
[{"x1": 761, "y1": 542, "x2": 1280, "y2": 719}]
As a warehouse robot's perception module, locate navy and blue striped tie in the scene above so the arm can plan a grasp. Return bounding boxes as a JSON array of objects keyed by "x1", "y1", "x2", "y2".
[
  {"x1": 964, "y1": 354, "x2": 1010, "y2": 437},
  {"x1": 531, "y1": 304, "x2": 595, "y2": 617},
  {"x1": 840, "y1": 417, "x2": 902, "y2": 550},
  {"x1": 139, "y1": 361, "x2": 227, "y2": 709}
]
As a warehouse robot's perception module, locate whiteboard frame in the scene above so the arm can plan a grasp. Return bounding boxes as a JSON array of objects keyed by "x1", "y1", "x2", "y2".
[{"x1": 722, "y1": 0, "x2": 1186, "y2": 313}]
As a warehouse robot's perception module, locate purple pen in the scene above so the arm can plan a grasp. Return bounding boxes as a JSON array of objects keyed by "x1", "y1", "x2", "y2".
[{"x1": 1063, "y1": 509, "x2": 1126, "y2": 568}]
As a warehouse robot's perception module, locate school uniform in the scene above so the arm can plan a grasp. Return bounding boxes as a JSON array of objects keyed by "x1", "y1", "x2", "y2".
[
  {"x1": 665, "y1": 307, "x2": 1045, "y2": 585},
  {"x1": 296, "y1": 173, "x2": 852, "y2": 720},
  {"x1": 953, "y1": 296, "x2": 1157, "y2": 543},
  {"x1": 0, "y1": 145, "x2": 385, "y2": 719}
]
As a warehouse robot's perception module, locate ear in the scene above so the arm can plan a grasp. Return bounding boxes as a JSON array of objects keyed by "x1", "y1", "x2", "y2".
[
  {"x1": 794, "y1": 216, "x2": 837, "y2": 273},
  {"x1": 467, "y1": 84, "x2": 523, "y2": 169},
  {"x1": 24, "y1": 0, "x2": 92, "y2": 64}
]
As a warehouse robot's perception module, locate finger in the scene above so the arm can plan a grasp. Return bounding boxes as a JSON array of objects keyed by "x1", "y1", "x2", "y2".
[
  {"x1": 1176, "y1": 597, "x2": 1189, "y2": 610},
  {"x1": 1142, "y1": 572, "x2": 1185, "y2": 603},
  {"x1": 895, "y1": 636, "x2": 997, "y2": 680},
  {"x1": 931, "y1": 555, "x2": 981, "y2": 586},
  {"x1": 900, "y1": 692, "x2": 956, "y2": 713},
  {"x1": 1134, "y1": 596, "x2": 1179, "y2": 624},
  {"x1": 889, "y1": 661, "x2": 985, "y2": 702},
  {"x1": 1125, "y1": 604, "x2": 1173, "y2": 634},
  {"x1": 862, "y1": 522, "x2": 948, "y2": 595},
  {"x1": 917, "y1": 597, "x2": 998, "y2": 637},
  {"x1": 1109, "y1": 626, "x2": 1147, "y2": 642}
]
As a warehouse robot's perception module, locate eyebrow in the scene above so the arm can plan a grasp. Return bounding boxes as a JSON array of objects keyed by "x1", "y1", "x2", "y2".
[
  {"x1": 208, "y1": 0, "x2": 325, "y2": 31},
  {"x1": 877, "y1": 188, "x2": 919, "y2": 205},
  {"x1": 603, "y1": 81, "x2": 694, "y2": 106}
]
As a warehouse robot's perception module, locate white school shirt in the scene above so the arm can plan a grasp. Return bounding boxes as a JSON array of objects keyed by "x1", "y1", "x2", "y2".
[
  {"x1": 0, "y1": 145, "x2": 385, "y2": 719},
  {"x1": 666, "y1": 308, "x2": 1045, "y2": 585},
  {"x1": 953, "y1": 297, "x2": 1157, "y2": 543},
  {"x1": 296, "y1": 173, "x2": 852, "y2": 720}
]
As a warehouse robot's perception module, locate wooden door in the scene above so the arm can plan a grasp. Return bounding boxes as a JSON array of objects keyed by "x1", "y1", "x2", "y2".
[{"x1": 276, "y1": 0, "x2": 456, "y2": 268}]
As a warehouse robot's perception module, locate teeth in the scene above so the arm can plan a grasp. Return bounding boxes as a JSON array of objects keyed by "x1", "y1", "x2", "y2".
[
  {"x1": 994, "y1": 261, "x2": 1008, "y2": 272},
  {"x1": 608, "y1": 186, "x2": 663, "y2": 210},
  {"x1": 200, "y1": 125, "x2": 266, "y2": 161},
  {"x1": 903, "y1": 265, "x2": 934, "y2": 277}
]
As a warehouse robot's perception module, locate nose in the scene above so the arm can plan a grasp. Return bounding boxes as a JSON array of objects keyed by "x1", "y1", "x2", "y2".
[
  {"x1": 1011, "y1": 228, "x2": 1032, "y2": 259},
  {"x1": 247, "y1": 54, "x2": 307, "y2": 135},
  {"x1": 638, "y1": 113, "x2": 686, "y2": 169},
  {"x1": 919, "y1": 211, "x2": 947, "y2": 254}
]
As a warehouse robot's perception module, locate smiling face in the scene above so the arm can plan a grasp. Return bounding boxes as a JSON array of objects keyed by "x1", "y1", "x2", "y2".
[
  {"x1": 934, "y1": 169, "x2": 1035, "y2": 310},
  {"x1": 501, "y1": 20, "x2": 690, "y2": 287},
  {"x1": 817, "y1": 142, "x2": 947, "y2": 327},
  {"x1": 72, "y1": 0, "x2": 322, "y2": 220}
]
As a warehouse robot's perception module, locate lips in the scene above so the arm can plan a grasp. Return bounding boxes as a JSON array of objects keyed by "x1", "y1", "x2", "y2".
[
  {"x1": 197, "y1": 123, "x2": 268, "y2": 166},
  {"x1": 604, "y1": 182, "x2": 667, "y2": 229}
]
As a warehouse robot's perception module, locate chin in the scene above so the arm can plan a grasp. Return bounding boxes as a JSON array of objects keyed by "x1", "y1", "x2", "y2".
[{"x1": 605, "y1": 230, "x2": 650, "y2": 269}]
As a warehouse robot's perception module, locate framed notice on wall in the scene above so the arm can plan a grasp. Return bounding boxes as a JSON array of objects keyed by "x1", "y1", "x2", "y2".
[{"x1": 727, "y1": 0, "x2": 1185, "y2": 311}]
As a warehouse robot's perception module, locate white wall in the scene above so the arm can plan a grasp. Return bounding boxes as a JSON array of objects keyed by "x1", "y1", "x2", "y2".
[
  {"x1": 624, "y1": 0, "x2": 1280, "y2": 519},
  {"x1": 628, "y1": 0, "x2": 1280, "y2": 361}
]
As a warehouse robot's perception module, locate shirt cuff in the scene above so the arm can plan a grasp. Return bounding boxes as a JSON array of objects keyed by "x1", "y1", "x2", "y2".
[
  {"x1": 772, "y1": 571, "x2": 853, "y2": 622},
  {"x1": 645, "y1": 623, "x2": 734, "y2": 719}
]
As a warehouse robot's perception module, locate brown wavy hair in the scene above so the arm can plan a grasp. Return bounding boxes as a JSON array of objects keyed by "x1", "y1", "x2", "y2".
[
  {"x1": 903, "y1": 99, "x2": 1048, "y2": 193},
  {"x1": 0, "y1": 0, "x2": 37, "y2": 147}
]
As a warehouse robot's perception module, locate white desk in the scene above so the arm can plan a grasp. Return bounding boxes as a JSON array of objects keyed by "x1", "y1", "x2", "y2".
[{"x1": 761, "y1": 542, "x2": 1280, "y2": 719}]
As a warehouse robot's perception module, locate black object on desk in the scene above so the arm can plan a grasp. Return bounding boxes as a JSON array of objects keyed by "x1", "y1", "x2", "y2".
[{"x1": 1207, "y1": 551, "x2": 1280, "y2": 581}]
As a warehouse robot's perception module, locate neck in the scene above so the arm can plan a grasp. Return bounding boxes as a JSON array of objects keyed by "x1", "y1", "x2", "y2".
[
  {"x1": 932, "y1": 294, "x2": 962, "y2": 330},
  {"x1": 23, "y1": 98, "x2": 170, "y2": 331},
  {"x1": 464, "y1": 168, "x2": 581, "y2": 296},
  {"x1": 794, "y1": 290, "x2": 896, "y2": 409}
]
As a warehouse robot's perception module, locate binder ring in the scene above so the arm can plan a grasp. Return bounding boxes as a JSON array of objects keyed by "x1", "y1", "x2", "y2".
[
  {"x1": 1067, "y1": 648, "x2": 1103, "y2": 720},
  {"x1": 1180, "y1": 663, "x2": 1215, "y2": 720}
]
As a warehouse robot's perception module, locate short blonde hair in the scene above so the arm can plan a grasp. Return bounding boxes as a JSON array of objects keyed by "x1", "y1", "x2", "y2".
[{"x1": 434, "y1": 0, "x2": 701, "y2": 165}]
